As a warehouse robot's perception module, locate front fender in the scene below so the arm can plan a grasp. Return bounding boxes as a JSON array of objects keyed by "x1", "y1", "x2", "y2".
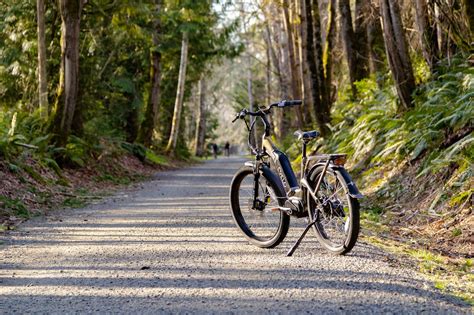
[
  {"x1": 244, "y1": 161, "x2": 286, "y2": 199},
  {"x1": 307, "y1": 163, "x2": 363, "y2": 199}
]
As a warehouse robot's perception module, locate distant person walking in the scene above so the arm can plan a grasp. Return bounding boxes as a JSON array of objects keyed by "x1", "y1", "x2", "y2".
[
  {"x1": 212, "y1": 143, "x2": 218, "y2": 159},
  {"x1": 224, "y1": 141, "x2": 230, "y2": 157}
]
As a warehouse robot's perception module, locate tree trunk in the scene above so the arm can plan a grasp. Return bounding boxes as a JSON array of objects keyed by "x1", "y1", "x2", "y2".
[
  {"x1": 266, "y1": 19, "x2": 287, "y2": 140},
  {"x1": 194, "y1": 79, "x2": 206, "y2": 157},
  {"x1": 166, "y1": 32, "x2": 189, "y2": 154},
  {"x1": 415, "y1": 0, "x2": 439, "y2": 71},
  {"x1": 247, "y1": 52, "x2": 258, "y2": 147},
  {"x1": 50, "y1": 0, "x2": 84, "y2": 148},
  {"x1": 367, "y1": 1, "x2": 386, "y2": 78},
  {"x1": 354, "y1": 0, "x2": 370, "y2": 80},
  {"x1": 434, "y1": 2, "x2": 452, "y2": 60},
  {"x1": 282, "y1": 0, "x2": 303, "y2": 129},
  {"x1": 37, "y1": 0, "x2": 48, "y2": 118},
  {"x1": 299, "y1": 0, "x2": 314, "y2": 125},
  {"x1": 265, "y1": 24, "x2": 283, "y2": 99},
  {"x1": 274, "y1": 16, "x2": 290, "y2": 140},
  {"x1": 264, "y1": 23, "x2": 284, "y2": 138},
  {"x1": 338, "y1": 0, "x2": 357, "y2": 97},
  {"x1": 464, "y1": 0, "x2": 474, "y2": 36},
  {"x1": 265, "y1": 41, "x2": 272, "y2": 107},
  {"x1": 323, "y1": 0, "x2": 336, "y2": 106},
  {"x1": 380, "y1": 0, "x2": 416, "y2": 110},
  {"x1": 124, "y1": 95, "x2": 139, "y2": 143},
  {"x1": 305, "y1": 0, "x2": 330, "y2": 136},
  {"x1": 138, "y1": 0, "x2": 162, "y2": 148},
  {"x1": 312, "y1": 1, "x2": 330, "y2": 114}
]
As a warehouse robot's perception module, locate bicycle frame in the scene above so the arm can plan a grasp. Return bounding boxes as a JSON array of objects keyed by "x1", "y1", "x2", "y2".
[
  {"x1": 249, "y1": 113, "x2": 327, "y2": 196},
  {"x1": 233, "y1": 100, "x2": 363, "y2": 256},
  {"x1": 247, "y1": 110, "x2": 363, "y2": 215}
]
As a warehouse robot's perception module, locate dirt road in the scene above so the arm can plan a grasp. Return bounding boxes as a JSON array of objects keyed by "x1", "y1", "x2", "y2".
[{"x1": 0, "y1": 157, "x2": 469, "y2": 313}]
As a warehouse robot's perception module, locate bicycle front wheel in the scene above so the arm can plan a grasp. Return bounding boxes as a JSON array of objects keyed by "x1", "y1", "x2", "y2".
[
  {"x1": 307, "y1": 166, "x2": 360, "y2": 255},
  {"x1": 229, "y1": 166, "x2": 289, "y2": 248}
]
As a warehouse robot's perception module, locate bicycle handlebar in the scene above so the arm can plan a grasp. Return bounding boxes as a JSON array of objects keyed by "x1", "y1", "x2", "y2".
[
  {"x1": 231, "y1": 100, "x2": 302, "y2": 123},
  {"x1": 231, "y1": 100, "x2": 302, "y2": 155}
]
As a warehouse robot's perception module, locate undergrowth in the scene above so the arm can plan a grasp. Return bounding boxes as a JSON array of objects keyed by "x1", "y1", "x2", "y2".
[
  {"x1": 329, "y1": 56, "x2": 472, "y2": 179},
  {"x1": 0, "y1": 110, "x2": 176, "y2": 227},
  {"x1": 323, "y1": 55, "x2": 472, "y2": 216}
]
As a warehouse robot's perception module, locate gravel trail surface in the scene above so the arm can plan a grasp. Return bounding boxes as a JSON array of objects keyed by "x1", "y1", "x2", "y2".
[{"x1": 0, "y1": 157, "x2": 470, "y2": 314}]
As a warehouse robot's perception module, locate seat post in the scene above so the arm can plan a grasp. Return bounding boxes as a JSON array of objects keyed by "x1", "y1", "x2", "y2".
[{"x1": 301, "y1": 141, "x2": 307, "y2": 180}]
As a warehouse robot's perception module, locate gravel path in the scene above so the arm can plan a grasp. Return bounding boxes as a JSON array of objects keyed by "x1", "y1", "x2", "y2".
[{"x1": 0, "y1": 157, "x2": 470, "y2": 314}]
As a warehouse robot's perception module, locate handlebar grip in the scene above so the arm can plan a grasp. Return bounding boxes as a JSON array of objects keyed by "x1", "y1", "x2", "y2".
[
  {"x1": 283, "y1": 100, "x2": 302, "y2": 106},
  {"x1": 231, "y1": 116, "x2": 239, "y2": 123}
]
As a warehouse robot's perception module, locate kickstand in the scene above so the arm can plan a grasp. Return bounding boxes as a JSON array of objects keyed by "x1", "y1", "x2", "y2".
[{"x1": 286, "y1": 220, "x2": 316, "y2": 256}]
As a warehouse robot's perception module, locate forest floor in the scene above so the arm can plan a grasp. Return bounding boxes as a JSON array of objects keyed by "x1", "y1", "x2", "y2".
[
  {"x1": 0, "y1": 152, "x2": 187, "y2": 231},
  {"x1": 357, "y1": 159, "x2": 473, "y2": 303},
  {"x1": 0, "y1": 157, "x2": 471, "y2": 313},
  {"x1": 359, "y1": 159, "x2": 472, "y2": 258}
]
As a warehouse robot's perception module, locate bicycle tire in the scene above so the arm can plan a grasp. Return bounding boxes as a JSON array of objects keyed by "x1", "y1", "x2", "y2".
[
  {"x1": 307, "y1": 165, "x2": 360, "y2": 255},
  {"x1": 229, "y1": 165, "x2": 290, "y2": 248}
]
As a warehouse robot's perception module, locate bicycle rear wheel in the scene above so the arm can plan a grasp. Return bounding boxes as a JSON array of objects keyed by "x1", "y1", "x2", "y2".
[
  {"x1": 307, "y1": 166, "x2": 360, "y2": 255},
  {"x1": 230, "y1": 166, "x2": 289, "y2": 248}
]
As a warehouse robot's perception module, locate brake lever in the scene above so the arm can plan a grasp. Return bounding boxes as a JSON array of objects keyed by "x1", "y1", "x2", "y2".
[{"x1": 232, "y1": 109, "x2": 247, "y2": 123}]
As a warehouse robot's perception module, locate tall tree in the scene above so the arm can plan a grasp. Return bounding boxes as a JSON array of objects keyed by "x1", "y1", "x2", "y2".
[
  {"x1": 312, "y1": 1, "x2": 329, "y2": 112},
  {"x1": 265, "y1": 39, "x2": 272, "y2": 108},
  {"x1": 246, "y1": 55, "x2": 258, "y2": 146},
  {"x1": 354, "y1": 0, "x2": 370, "y2": 79},
  {"x1": 50, "y1": 0, "x2": 86, "y2": 147},
  {"x1": 36, "y1": 0, "x2": 48, "y2": 118},
  {"x1": 138, "y1": 0, "x2": 163, "y2": 148},
  {"x1": 264, "y1": 24, "x2": 283, "y2": 98},
  {"x1": 298, "y1": 0, "x2": 314, "y2": 125},
  {"x1": 415, "y1": 0, "x2": 439, "y2": 71},
  {"x1": 166, "y1": 32, "x2": 189, "y2": 154},
  {"x1": 271, "y1": 7, "x2": 289, "y2": 140},
  {"x1": 264, "y1": 13, "x2": 286, "y2": 140},
  {"x1": 194, "y1": 78, "x2": 206, "y2": 157},
  {"x1": 367, "y1": 1, "x2": 386, "y2": 77},
  {"x1": 380, "y1": 0, "x2": 416, "y2": 110},
  {"x1": 464, "y1": 0, "x2": 474, "y2": 36},
  {"x1": 338, "y1": 0, "x2": 357, "y2": 97},
  {"x1": 282, "y1": 0, "x2": 303, "y2": 128},
  {"x1": 304, "y1": 0, "x2": 330, "y2": 136},
  {"x1": 323, "y1": 0, "x2": 336, "y2": 105},
  {"x1": 339, "y1": 0, "x2": 370, "y2": 97}
]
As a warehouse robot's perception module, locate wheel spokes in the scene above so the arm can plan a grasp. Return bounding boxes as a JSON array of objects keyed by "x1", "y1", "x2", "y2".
[
  {"x1": 311, "y1": 172, "x2": 351, "y2": 246},
  {"x1": 238, "y1": 174, "x2": 281, "y2": 240}
]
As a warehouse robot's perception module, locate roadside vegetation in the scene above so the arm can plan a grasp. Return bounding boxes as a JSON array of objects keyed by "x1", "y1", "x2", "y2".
[{"x1": 325, "y1": 56, "x2": 473, "y2": 303}]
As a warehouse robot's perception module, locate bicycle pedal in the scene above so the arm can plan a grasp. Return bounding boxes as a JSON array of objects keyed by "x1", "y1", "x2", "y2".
[{"x1": 270, "y1": 206, "x2": 293, "y2": 215}]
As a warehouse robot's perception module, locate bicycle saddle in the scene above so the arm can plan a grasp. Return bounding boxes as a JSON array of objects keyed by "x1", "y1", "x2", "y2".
[{"x1": 294, "y1": 130, "x2": 320, "y2": 141}]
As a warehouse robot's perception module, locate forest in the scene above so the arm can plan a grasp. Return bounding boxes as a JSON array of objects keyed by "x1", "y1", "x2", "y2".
[{"x1": 0, "y1": 0, "x2": 472, "y2": 300}]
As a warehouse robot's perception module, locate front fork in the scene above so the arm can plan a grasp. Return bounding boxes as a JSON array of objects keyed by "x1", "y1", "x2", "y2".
[{"x1": 252, "y1": 164, "x2": 261, "y2": 210}]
